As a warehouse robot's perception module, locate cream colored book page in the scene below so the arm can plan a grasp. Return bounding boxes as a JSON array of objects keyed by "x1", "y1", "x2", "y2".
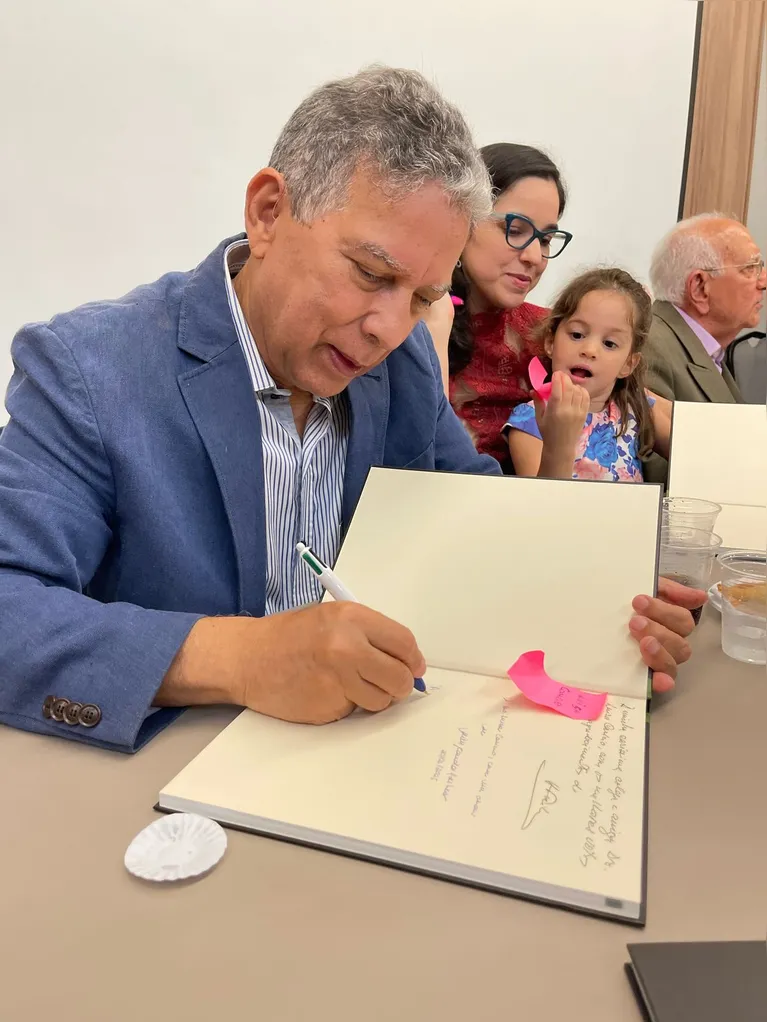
[
  {"x1": 332, "y1": 469, "x2": 660, "y2": 699},
  {"x1": 714, "y1": 503, "x2": 767, "y2": 551},
  {"x1": 162, "y1": 669, "x2": 646, "y2": 905},
  {"x1": 669, "y1": 403, "x2": 767, "y2": 508}
]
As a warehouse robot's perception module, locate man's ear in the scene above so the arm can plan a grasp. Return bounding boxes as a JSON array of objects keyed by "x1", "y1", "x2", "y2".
[
  {"x1": 243, "y1": 168, "x2": 288, "y2": 258},
  {"x1": 617, "y1": 351, "x2": 640, "y2": 380},
  {"x1": 685, "y1": 269, "x2": 710, "y2": 316}
]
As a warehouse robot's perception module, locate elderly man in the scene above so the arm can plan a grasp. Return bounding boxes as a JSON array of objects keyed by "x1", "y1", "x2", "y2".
[
  {"x1": 0, "y1": 67, "x2": 701, "y2": 752},
  {"x1": 646, "y1": 213, "x2": 766, "y2": 403}
]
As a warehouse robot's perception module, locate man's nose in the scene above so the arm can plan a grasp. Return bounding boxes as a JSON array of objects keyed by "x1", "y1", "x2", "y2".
[{"x1": 363, "y1": 293, "x2": 418, "y2": 354}]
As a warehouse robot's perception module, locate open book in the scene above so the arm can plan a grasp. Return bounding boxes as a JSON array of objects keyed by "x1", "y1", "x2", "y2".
[
  {"x1": 668, "y1": 402, "x2": 767, "y2": 550},
  {"x1": 159, "y1": 469, "x2": 662, "y2": 923}
]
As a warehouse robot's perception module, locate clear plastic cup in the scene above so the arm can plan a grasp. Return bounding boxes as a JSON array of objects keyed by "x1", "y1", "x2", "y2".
[
  {"x1": 659, "y1": 525, "x2": 723, "y2": 624},
  {"x1": 721, "y1": 561, "x2": 767, "y2": 665},
  {"x1": 662, "y1": 496, "x2": 722, "y2": 534},
  {"x1": 718, "y1": 549, "x2": 767, "y2": 583}
]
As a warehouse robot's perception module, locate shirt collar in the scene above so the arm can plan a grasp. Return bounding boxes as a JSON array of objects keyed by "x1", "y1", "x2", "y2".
[
  {"x1": 674, "y1": 306, "x2": 724, "y2": 369},
  {"x1": 224, "y1": 241, "x2": 280, "y2": 395}
]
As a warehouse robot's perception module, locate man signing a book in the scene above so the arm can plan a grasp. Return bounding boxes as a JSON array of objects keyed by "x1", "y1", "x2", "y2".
[{"x1": 0, "y1": 66, "x2": 705, "y2": 752}]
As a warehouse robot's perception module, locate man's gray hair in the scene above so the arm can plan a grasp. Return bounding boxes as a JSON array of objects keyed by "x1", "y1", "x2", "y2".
[
  {"x1": 269, "y1": 65, "x2": 492, "y2": 228},
  {"x1": 649, "y1": 212, "x2": 736, "y2": 304}
]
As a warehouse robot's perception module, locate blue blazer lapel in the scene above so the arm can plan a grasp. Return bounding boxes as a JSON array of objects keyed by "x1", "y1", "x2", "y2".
[
  {"x1": 342, "y1": 363, "x2": 389, "y2": 531},
  {"x1": 176, "y1": 235, "x2": 267, "y2": 616},
  {"x1": 178, "y1": 349, "x2": 267, "y2": 616},
  {"x1": 175, "y1": 234, "x2": 389, "y2": 595}
]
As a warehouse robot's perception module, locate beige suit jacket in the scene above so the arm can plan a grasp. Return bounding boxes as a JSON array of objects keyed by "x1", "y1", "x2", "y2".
[
  {"x1": 642, "y1": 302, "x2": 742, "y2": 484},
  {"x1": 644, "y1": 301, "x2": 742, "y2": 403}
]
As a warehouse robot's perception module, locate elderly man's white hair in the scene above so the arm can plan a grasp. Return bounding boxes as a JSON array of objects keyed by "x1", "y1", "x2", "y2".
[
  {"x1": 649, "y1": 212, "x2": 746, "y2": 305},
  {"x1": 269, "y1": 65, "x2": 492, "y2": 229}
]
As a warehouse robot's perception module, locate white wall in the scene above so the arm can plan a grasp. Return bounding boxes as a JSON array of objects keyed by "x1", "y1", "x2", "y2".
[
  {"x1": 747, "y1": 36, "x2": 767, "y2": 332},
  {"x1": 0, "y1": 0, "x2": 698, "y2": 398}
]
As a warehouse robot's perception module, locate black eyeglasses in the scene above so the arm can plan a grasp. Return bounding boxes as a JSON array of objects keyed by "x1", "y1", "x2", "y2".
[{"x1": 489, "y1": 212, "x2": 573, "y2": 259}]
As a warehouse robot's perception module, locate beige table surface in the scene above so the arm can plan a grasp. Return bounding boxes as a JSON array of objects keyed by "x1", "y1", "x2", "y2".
[{"x1": 1, "y1": 605, "x2": 765, "y2": 1022}]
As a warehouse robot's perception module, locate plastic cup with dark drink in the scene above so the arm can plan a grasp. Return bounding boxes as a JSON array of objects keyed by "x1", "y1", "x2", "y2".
[{"x1": 659, "y1": 525, "x2": 723, "y2": 625}]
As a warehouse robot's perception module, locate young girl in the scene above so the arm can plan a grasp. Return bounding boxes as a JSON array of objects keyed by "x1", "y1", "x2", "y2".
[{"x1": 504, "y1": 268, "x2": 671, "y2": 481}]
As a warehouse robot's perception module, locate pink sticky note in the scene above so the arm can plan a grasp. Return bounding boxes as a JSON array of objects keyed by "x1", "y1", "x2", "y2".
[
  {"x1": 529, "y1": 356, "x2": 552, "y2": 402},
  {"x1": 506, "y1": 650, "x2": 607, "y2": 721}
]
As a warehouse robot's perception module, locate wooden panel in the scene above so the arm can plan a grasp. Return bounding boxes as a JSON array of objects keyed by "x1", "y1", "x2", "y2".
[{"x1": 683, "y1": 0, "x2": 766, "y2": 221}]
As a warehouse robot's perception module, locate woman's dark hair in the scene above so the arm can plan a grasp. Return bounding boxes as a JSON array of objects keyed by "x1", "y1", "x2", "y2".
[
  {"x1": 537, "y1": 267, "x2": 655, "y2": 457},
  {"x1": 449, "y1": 143, "x2": 567, "y2": 376}
]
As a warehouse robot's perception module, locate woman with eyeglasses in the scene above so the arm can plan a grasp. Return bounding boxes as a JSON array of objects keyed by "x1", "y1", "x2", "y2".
[{"x1": 426, "y1": 143, "x2": 572, "y2": 473}]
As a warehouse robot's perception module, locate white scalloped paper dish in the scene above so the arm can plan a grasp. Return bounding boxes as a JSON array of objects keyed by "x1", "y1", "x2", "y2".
[{"x1": 124, "y1": 813, "x2": 227, "y2": 882}]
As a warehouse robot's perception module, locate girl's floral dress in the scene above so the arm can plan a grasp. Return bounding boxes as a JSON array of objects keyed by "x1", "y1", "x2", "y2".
[{"x1": 503, "y1": 398, "x2": 651, "y2": 481}]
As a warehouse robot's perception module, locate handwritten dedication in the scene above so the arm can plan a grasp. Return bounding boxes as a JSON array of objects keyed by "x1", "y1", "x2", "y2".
[
  {"x1": 418, "y1": 676, "x2": 646, "y2": 906},
  {"x1": 161, "y1": 667, "x2": 648, "y2": 917}
]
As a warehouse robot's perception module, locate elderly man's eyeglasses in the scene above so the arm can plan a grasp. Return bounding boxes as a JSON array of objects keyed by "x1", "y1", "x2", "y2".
[
  {"x1": 701, "y1": 257, "x2": 765, "y2": 279},
  {"x1": 489, "y1": 212, "x2": 573, "y2": 259}
]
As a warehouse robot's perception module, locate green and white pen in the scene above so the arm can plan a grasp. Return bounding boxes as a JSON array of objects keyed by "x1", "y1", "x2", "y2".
[{"x1": 296, "y1": 542, "x2": 426, "y2": 693}]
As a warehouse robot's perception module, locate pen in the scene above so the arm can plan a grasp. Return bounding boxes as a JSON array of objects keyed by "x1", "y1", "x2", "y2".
[{"x1": 296, "y1": 542, "x2": 426, "y2": 693}]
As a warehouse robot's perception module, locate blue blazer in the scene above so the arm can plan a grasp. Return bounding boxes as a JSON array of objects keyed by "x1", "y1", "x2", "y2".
[{"x1": 0, "y1": 235, "x2": 499, "y2": 751}]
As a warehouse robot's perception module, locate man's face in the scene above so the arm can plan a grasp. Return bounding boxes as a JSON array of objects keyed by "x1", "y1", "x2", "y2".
[
  {"x1": 244, "y1": 168, "x2": 470, "y2": 396},
  {"x1": 705, "y1": 228, "x2": 766, "y2": 341}
]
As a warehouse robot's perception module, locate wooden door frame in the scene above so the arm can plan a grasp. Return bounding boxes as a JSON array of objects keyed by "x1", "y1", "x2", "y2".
[{"x1": 680, "y1": 0, "x2": 766, "y2": 222}]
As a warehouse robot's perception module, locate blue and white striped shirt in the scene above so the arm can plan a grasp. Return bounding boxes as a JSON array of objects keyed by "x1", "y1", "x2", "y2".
[{"x1": 223, "y1": 241, "x2": 349, "y2": 615}]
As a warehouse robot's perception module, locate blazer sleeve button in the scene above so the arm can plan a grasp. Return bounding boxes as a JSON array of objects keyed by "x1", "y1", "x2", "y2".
[
  {"x1": 42, "y1": 695, "x2": 57, "y2": 719},
  {"x1": 78, "y1": 704, "x2": 102, "y2": 728},
  {"x1": 50, "y1": 698, "x2": 70, "y2": 722},
  {"x1": 63, "y1": 701, "x2": 83, "y2": 726}
]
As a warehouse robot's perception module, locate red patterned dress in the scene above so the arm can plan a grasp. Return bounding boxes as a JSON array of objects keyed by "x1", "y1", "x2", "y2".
[{"x1": 449, "y1": 302, "x2": 549, "y2": 471}]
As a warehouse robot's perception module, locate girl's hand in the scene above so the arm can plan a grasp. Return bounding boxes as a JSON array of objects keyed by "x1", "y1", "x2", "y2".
[
  {"x1": 537, "y1": 371, "x2": 591, "y2": 450},
  {"x1": 532, "y1": 372, "x2": 591, "y2": 479}
]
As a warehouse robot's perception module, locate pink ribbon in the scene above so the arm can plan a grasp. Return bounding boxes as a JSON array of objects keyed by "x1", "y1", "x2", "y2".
[{"x1": 529, "y1": 356, "x2": 552, "y2": 402}]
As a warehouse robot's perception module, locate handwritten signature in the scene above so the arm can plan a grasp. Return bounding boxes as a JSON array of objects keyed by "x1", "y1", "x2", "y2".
[{"x1": 521, "y1": 761, "x2": 560, "y2": 830}]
